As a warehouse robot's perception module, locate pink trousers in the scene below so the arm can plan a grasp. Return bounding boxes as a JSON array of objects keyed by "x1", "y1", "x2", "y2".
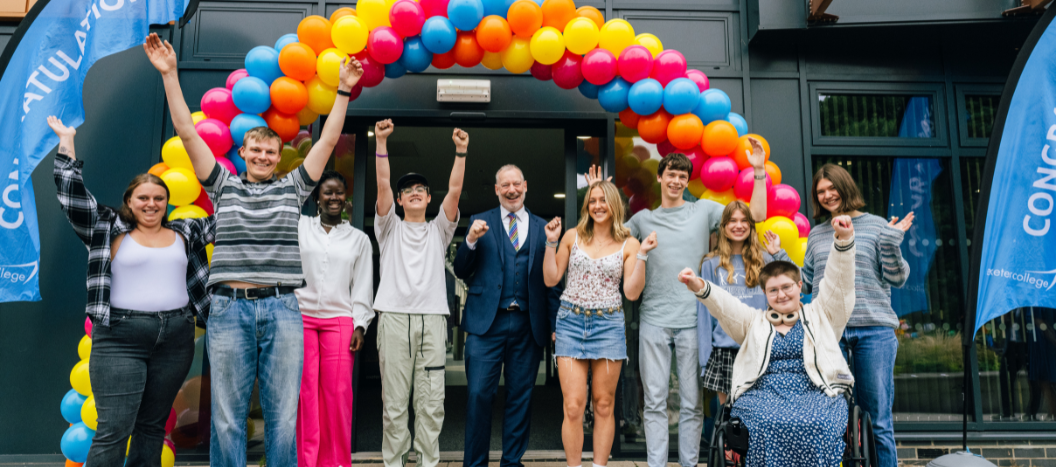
[{"x1": 297, "y1": 316, "x2": 356, "y2": 467}]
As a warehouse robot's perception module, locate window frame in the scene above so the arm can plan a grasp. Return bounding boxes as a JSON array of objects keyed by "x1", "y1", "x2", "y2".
[
  {"x1": 955, "y1": 83, "x2": 1004, "y2": 148},
  {"x1": 809, "y1": 82, "x2": 949, "y2": 149}
]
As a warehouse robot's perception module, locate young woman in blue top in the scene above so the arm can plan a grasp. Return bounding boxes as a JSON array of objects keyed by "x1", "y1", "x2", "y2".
[{"x1": 697, "y1": 201, "x2": 789, "y2": 404}]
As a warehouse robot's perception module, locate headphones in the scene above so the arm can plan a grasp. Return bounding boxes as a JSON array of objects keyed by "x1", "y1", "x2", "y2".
[{"x1": 765, "y1": 308, "x2": 800, "y2": 326}]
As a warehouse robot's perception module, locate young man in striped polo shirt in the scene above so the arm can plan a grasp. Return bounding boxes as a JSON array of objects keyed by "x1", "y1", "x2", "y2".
[{"x1": 147, "y1": 34, "x2": 363, "y2": 467}]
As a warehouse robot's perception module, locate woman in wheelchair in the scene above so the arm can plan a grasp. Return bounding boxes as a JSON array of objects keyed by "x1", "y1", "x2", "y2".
[{"x1": 678, "y1": 215, "x2": 857, "y2": 467}]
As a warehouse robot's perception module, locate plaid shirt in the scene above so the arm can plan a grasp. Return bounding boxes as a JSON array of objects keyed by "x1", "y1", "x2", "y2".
[{"x1": 54, "y1": 154, "x2": 215, "y2": 327}]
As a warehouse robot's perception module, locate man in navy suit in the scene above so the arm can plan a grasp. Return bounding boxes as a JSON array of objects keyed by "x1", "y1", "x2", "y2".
[{"x1": 453, "y1": 164, "x2": 562, "y2": 467}]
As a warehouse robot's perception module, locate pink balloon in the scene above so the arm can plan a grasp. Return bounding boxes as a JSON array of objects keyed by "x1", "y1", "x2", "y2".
[
  {"x1": 768, "y1": 184, "x2": 802, "y2": 219},
  {"x1": 617, "y1": 45, "x2": 653, "y2": 83},
  {"x1": 657, "y1": 140, "x2": 676, "y2": 157},
  {"x1": 581, "y1": 48, "x2": 617, "y2": 86},
  {"x1": 531, "y1": 61, "x2": 552, "y2": 81},
  {"x1": 700, "y1": 156, "x2": 739, "y2": 192},
  {"x1": 420, "y1": 0, "x2": 449, "y2": 17},
  {"x1": 551, "y1": 52, "x2": 583, "y2": 90},
  {"x1": 226, "y1": 69, "x2": 249, "y2": 90},
  {"x1": 390, "y1": 0, "x2": 426, "y2": 37},
  {"x1": 195, "y1": 118, "x2": 234, "y2": 157},
  {"x1": 163, "y1": 439, "x2": 175, "y2": 453},
  {"x1": 355, "y1": 52, "x2": 386, "y2": 87},
  {"x1": 368, "y1": 27, "x2": 404, "y2": 64},
  {"x1": 733, "y1": 167, "x2": 772, "y2": 202},
  {"x1": 165, "y1": 408, "x2": 177, "y2": 434},
  {"x1": 683, "y1": 147, "x2": 705, "y2": 180},
  {"x1": 200, "y1": 88, "x2": 240, "y2": 125},
  {"x1": 84, "y1": 316, "x2": 92, "y2": 337},
  {"x1": 793, "y1": 212, "x2": 811, "y2": 238},
  {"x1": 650, "y1": 50, "x2": 687, "y2": 86},
  {"x1": 215, "y1": 155, "x2": 237, "y2": 174},
  {"x1": 685, "y1": 69, "x2": 710, "y2": 92},
  {"x1": 628, "y1": 193, "x2": 649, "y2": 214}
]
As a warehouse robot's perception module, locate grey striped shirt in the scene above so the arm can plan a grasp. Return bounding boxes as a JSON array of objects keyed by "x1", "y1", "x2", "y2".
[
  {"x1": 802, "y1": 213, "x2": 909, "y2": 328},
  {"x1": 202, "y1": 164, "x2": 317, "y2": 287}
]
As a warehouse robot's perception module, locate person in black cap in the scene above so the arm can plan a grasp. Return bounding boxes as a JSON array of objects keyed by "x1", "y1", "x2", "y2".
[{"x1": 372, "y1": 118, "x2": 468, "y2": 467}]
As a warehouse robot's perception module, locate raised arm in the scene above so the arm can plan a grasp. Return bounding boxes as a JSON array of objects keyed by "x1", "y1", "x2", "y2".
[
  {"x1": 543, "y1": 219, "x2": 572, "y2": 287},
  {"x1": 746, "y1": 136, "x2": 768, "y2": 223},
  {"x1": 815, "y1": 215, "x2": 857, "y2": 329},
  {"x1": 144, "y1": 33, "x2": 215, "y2": 181},
  {"x1": 302, "y1": 57, "x2": 363, "y2": 181},
  {"x1": 442, "y1": 129, "x2": 469, "y2": 222},
  {"x1": 623, "y1": 232, "x2": 654, "y2": 300},
  {"x1": 879, "y1": 214, "x2": 913, "y2": 288},
  {"x1": 49, "y1": 117, "x2": 97, "y2": 247},
  {"x1": 678, "y1": 267, "x2": 760, "y2": 344},
  {"x1": 374, "y1": 119, "x2": 394, "y2": 215}
]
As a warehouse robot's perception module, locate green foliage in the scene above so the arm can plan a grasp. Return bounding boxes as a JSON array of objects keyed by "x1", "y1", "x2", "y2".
[{"x1": 895, "y1": 333, "x2": 964, "y2": 374}]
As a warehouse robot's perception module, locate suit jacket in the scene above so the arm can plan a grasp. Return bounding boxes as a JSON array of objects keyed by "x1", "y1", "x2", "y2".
[{"x1": 453, "y1": 207, "x2": 563, "y2": 348}]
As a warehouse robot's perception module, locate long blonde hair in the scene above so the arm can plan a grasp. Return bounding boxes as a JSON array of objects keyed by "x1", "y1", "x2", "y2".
[
  {"x1": 576, "y1": 181, "x2": 631, "y2": 244},
  {"x1": 704, "y1": 201, "x2": 767, "y2": 288}
]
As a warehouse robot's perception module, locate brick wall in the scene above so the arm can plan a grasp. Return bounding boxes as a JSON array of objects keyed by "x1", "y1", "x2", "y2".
[{"x1": 897, "y1": 440, "x2": 1056, "y2": 466}]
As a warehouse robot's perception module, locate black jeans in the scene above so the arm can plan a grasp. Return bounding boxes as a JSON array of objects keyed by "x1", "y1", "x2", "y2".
[{"x1": 85, "y1": 307, "x2": 195, "y2": 467}]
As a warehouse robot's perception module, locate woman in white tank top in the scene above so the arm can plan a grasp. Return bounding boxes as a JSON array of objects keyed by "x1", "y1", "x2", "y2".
[
  {"x1": 542, "y1": 177, "x2": 656, "y2": 467},
  {"x1": 50, "y1": 117, "x2": 214, "y2": 467}
]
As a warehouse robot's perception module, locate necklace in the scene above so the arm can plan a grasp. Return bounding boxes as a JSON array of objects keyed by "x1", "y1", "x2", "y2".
[{"x1": 321, "y1": 219, "x2": 346, "y2": 229}]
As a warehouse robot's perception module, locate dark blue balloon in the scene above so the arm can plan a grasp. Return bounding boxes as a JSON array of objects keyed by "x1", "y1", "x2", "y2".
[
  {"x1": 598, "y1": 77, "x2": 631, "y2": 113},
  {"x1": 400, "y1": 36, "x2": 434, "y2": 73},
  {"x1": 662, "y1": 78, "x2": 700, "y2": 115},
  {"x1": 448, "y1": 0, "x2": 485, "y2": 31},
  {"x1": 227, "y1": 147, "x2": 247, "y2": 174},
  {"x1": 726, "y1": 112, "x2": 748, "y2": 136},
  {"x1": 274, "y1": 34, "x2": 300, "y2": 52},
  {"x1": 578, "y1": 80, "x2": 599, "y2": 99},
  {"x1": 60, "y1": 422, "x2": 95, "y2": 464},
  {"x1": 385, "y1": 61, "x2": 408, "y2": 78},
  {"x1": 60, "y1": 389, "x2": 86, "y2": 424},
  {"x1": 692, "y1": 88, "x2": 732, "y2": 123},
  {"x1": 421, "y1": 17, "x2": 457, "y2": 54},
  {"x1": 628, "y1": 78, "x2": 664, "y2": 116},
  {"x1": 244, "y1": 46, "x2": 283, "y2": 85}
]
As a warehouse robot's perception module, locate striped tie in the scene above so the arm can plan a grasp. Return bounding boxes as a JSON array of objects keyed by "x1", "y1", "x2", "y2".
[{"x1": 508, "y1": 212, "x2": 519, "y2": 251}]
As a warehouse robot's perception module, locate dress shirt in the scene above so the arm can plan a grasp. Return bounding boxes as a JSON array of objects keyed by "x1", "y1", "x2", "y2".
[
  {"x1": 295, "y1": 216, "x2": 375, "y2": 330},
  {"x1": 466, "y1": 205, "x2": 529, "y2": 250}
]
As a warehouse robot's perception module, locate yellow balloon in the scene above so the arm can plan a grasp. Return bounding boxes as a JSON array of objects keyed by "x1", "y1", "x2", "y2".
[
  {"x1": 81, "y1": 395, "x2": 98, "y2": 430},
  {"x1": 787, "y1": 236, "x2": 808, "y2": 267},
  {"x1": 316, "y1": 48, "x2": 347, "y2": 87},
  {"x1": 702, "y1": 188, "x2": 736, "y2": 205},
  {"x1": 642, "y1": 158, "x2": 659, "y2": 176},
  {"x1": 357, "y1": 0, "x2": 392, "y2": 30},
  {"x1": 598, "y1": 19, "x2": 634, "y2": 56},
  {"x1": 758, "y1": 216, "x2": 800, "y2": 255},
  {"x1": 501, "y1": 37, "x2": 534, "y2": 74},
  {"x1": 297, "y1": 107, "x2": 319, "y2": 126},
  {"x1": 70, "y1": 359, "x2": 91, "y2": 396},
  {"x1": 190, "y1": 111, "x2": 207, "y2": 125},
  {"x1": 168, "y1": 205, "x2": 208, "y2": 221},
  {"x1": 331, "y1": 16, "x2": 368, "y2": 55},
  {"x1": 161, "y1": 445, "x2": 175, "y2": 467},
  {"x1": 126, "y1": 437, "x2": 131, "y2": 456},
  {"x1": 529, "y1": 27, "x2": 565, "y2": 65},
  {"x1": 206, "y1": 243, "x2": 214, "y2": 265},
  {"x1": 687, "y1": 179, "x2": 706, "y2": 198},
  {"x1": 481, "y1": 51, "x2": 503, "y2": 70},
  {"x1": 305, "y1": 75, "x2": 338, "y2": 115},
  {"x1": 279, "y1": 145, "x2": 300, "y2": 172},
  {"x1": 563, "y1": 17, "x2": 599, "y2": 55},
  {"x1": 77, "y1": 335, "x2": 92, "y2": 360},
  {"x1": 161, "y1": 137, "x2": 192, "y2": 170},
  {"x1": 634, "y1": 33, "x2": 663, "y2": 57},
  {"x1": 160, "y1": 168, "x2": 202, "y2": 207}
]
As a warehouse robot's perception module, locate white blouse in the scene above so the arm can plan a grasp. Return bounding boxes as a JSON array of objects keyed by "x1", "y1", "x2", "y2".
[{"x1": 295, "y1": 216, "x2": 375, "y2": 329}]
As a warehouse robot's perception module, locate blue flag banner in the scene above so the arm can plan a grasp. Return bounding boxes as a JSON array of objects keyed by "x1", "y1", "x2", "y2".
[
  {"x1": 0, "y1": 0, "x2": 187, "y2": 302},
  {"x1": 975, "y1": 18, "x2": 1056, "y2": 335},
  {"x1": 888, "y1": 158, "x2": 942, "y2": 317}
]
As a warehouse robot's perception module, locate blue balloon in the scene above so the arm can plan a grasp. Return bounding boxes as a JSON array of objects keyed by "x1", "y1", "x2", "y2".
[
  {"x1": 385, "y1": 61, "x2": 407, "y2": 79},
  {"x1": 60, "y1": 389, "x2": 86, "y2": 424},
  {"x1": 692, "y1": 88, "x2": 732, "y2": 123},
  {"x1": 400, "y1": 36, "x2": 434, "y2": 73},
  {"x1": 244, "y1": 46, "x2": 283, "y2": 85},
  {"x1": 627, "y1": 78, "x2": 664, "y2": 116},
  {"x1": 166, "y1": 204, "x2": 176, "y2": 217},
  {"x1": 662, "y1": 78, "x2": 700, "y2": 115},
  {"x1": 421, "y1": 17, "x2": 457, "y2": 54},
  {"x1": 229, "y1": 113, "x2": 267, "y2": 147},
  {"x1": 227, "y1": 147, "x2": 247, "y2": 174},
  {"x1": 274, "y1": 33, "x2": 300, "y2": 52},
  {"x1": 448, "y1": 0, "x2": 485, "y2": 31},
  {"x1": 482, "y1": 0, "x2": 510, "y2": 17},
  {"x1": 726, "y1": 112, "x2": 748, "y2": 136},
  {"x1": 598, "y1": 77, "x2": 631, "y2": 113},
  {"x1": 60, "y1": 422, "x2": 95, "y2": 463},
  {"x1": 578, "y1": 80, "x2": 599, "y2": 99},
  {"x1": 231, "y1": 78, "x2": 272, "y2": 115}
]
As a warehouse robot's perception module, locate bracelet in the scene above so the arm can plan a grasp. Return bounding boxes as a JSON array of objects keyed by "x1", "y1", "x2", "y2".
[
  {"x1": 376, "y1": 152, "x2": 388, "y2": 158},
  {"x1": 636, "y1": 253, "x2": 649, "y2": 261},
  {"x1": 455, "y1": 151, "x2": 468, "y2": 158},
  {"x1": 754, "y1": 174, "x2": 766, "y2": 180},
  {"x1": 545, "y1": 240, "x2": 559, "y2": 248},
  {"x1": 336, "y1": 89, "x2": 352, "y2": 97}
]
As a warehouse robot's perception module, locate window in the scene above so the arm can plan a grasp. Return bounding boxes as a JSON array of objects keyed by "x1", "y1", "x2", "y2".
[
  {"x1": 810, "y1": 83, "x2": 947, "y2": 147},
  {"x1": 956, "y1": 86, "x2": 1003, "y2": 147}
]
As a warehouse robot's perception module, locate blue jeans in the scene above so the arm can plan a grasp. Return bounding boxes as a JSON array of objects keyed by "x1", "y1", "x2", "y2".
[
  {"x1": 841, "y1": 326, "x2": 898, "y2": 467},
  {"x1": 207, "y1": 293, "x2": 304, "y2": 467},
  {"x1": 639, "y1": 322, "x2": 702, "y2": 467}
]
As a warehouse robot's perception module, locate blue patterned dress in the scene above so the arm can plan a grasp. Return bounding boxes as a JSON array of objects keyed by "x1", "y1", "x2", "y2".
[{"x1": 730, "y1": 322, "x2": 848, "y2": 467}]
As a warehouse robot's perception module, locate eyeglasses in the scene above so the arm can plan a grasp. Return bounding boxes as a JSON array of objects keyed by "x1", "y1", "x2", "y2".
[
  {"x1": 765, "y1": 283, "x2": 797, "y2": 297},
  {"x1": 400, "y1": 186, "x2": 428, "y2": 195}
]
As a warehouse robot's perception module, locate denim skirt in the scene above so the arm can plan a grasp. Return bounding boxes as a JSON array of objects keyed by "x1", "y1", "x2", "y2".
[{"x1": 554, "y1": 300, "x2": 627, "y2": 361}]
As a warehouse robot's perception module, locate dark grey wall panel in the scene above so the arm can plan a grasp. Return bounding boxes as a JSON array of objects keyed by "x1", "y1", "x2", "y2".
[
  {"x1": 614, "y1": 0, "x2": 738, "y2": 12},
  {"x1": 748, "y1": 33, "x2": 798, "y2": 74},
  {"x1": 803, "y1": 27, "x2": 943, "y2": 78},
  {"x1": 180, "y1": 2, "x2": 312, "y2": 62},
  {"x1": 749, "y1": 79, "x2": 805, "y2": 213},
  {"x1": 708, "y1": 78, "x2": 743, "y2": 114},
  {"x1": 325, "y1": 3, "x2": 355, "y2": 16},
  {"x1": 747, "y1": 0, "x2": 804, "y2": 36},
  {"x1": 621, "y1": 11, "x2": 740, "y2": 71},
  {"x1": 825, "y1": 0, "x2": 1010, "y2": 25}
]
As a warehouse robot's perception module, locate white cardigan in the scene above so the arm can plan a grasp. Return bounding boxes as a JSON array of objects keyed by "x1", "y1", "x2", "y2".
[{"x1": 693, "y1": 234, "x2": 857, "y2": 401}]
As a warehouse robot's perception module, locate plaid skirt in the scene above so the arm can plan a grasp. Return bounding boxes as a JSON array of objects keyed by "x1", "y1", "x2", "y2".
[{"x1": 702, "y1": 347, "x2": 738, "y2": 394}]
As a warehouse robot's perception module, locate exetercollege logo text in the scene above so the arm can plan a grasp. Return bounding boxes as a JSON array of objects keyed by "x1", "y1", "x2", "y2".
[{"x1": 987, "y1": 267, "x2": 1056, "y2": 290}]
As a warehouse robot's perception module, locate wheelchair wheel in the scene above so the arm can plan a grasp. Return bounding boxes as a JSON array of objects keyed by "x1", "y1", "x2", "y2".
[
  {"x1": 861, "y1": 412, "x2": 877, "y2": 467},
  {"x1": 708, "y1": 430, "x2": 746, "y2": 467}
]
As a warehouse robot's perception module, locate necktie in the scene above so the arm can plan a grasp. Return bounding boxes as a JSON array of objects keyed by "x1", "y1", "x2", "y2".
[{"x1": 508, "y1": 212, "x2": 519, "y2": 251}]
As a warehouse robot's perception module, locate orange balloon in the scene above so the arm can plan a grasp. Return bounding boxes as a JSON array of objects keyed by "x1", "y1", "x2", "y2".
[
  {"x1": 541, "y1": 0, "x2": 576, "y2": 30},
  {"x1": 638, "y1": 110, "x2": 672, "y2": 144},
  {"x1": 297, "y1": 16, "x2": 334, "y2": 54},
  {"x1": 453, "y1": 31, "x2": 485, "y2": 68},
  {"x1": 764, "y1": 160, "x2": 782, "y2": 185},
  {"x1": 270, "y1": 77, "x2": 309, "y2": 115},
  {"x1": 65, "y1": 460, "x2": 83, "y2": 467},
  {"x1": 576, "y1": 6, "x2": 604, "y2": 29},
  {"x1": 619, "y1": 108, "x2": 640, "y2": 130},
  {"x1": 507, "y1": 0, "x2": 543, "y2": 38},
  {"x1": 432, "y1": 50, "x2": 457, "y2": 69},
  {"x1": 730, "y1": 134, "x2": 771, "y2": 169},
  {"x1": 148, "y1": 162, "x2": 170, "y2": 177},
  {"x1": 329, "y1": 7, "x2": 357, "y2": 23},
  {"x1": 278, "y1": 42, "x2": 318, "y2": 81},
  {"x1": 702, "y1": 120, "x2": 739, "y2": 157},
  {"x1": 667, "y1": 114, "x2": 705, "y2": 150},
  {"x1": 476, "y1": 15, "x2": 513, "y2": 53},
  {"x1": 263, "y1": 107, "x2": 300, "y2": 142}
]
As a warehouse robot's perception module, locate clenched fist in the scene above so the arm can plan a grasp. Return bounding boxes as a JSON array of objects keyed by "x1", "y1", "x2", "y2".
[
  {"x1": 545, "y1": 217, "x2": 562, "y2": 243},
  {"x1": 452, "y1": 128, "x2": 469, "y2": 152},
  {"x1": 467, "y1": 219, "x2": 489, "y2": 243},
  {"x1": 832, "y1": 215, "x2": 854, "y2": 240},
  {"x1": 640, "y1": 231, "x2": 658, "y2": 254}
]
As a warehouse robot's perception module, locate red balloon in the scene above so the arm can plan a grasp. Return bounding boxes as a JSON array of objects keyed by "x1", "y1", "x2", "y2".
[
  {"x1": 551, "y1": 51, "x2": 583, "y2": 89},
  {"x1": 263, "y1": 107, "x2": 300, "y2": 142},
  {"x1": 530, "y1": 61, "x2": 552, "y2": 80},
  {"x1": 452, "y1": 31, "x2": 485, "y2": 68},
  {"x1": 226, "y1": 69, "x2": 249, "y2": 90},
  {"x1": 431, "y1": 50, "x2": 457, "y2": 69},
  {"x1": 368, "y1": 27, "x2": 404, "y2": 64},
  {"x1": 192, "y1": 189, "x2": 214, "y2": 215},
  {"x1": 656, "y1": 139, "x2": 675, "y2": 156},
  {"x1": 421, "y1": 0, "x2": 449, "y2": 17},
  {"x1": 617, "y1": 45, "x2": 653, "y2": 83},
  {"x1": 354, "y1": 52, "x2": 387, "y2": 87},
  {"x1": 165, "y1": 408, "x2": 178, "y2": 434},
  {"x1": 650, "y1": 49, "x2": 688, "y2": 86},
  {"x1": 200, "y1": 88, "x2": 240, "y2": 125},
  {"x1": 581, "y1": 48, "x2": 617, "y2": 85},
  {"x1": 619, "y1": 108, "x2": 640, "y2": 129},
  {"x1": 685, "y1": 69, "x2": 710, "y2": 92},
  {"x1": 684, "y1": 146, "x2": 705, "y2": 180},
  {"x1": 84, "y1": 316, "x2": 92, "y2": 337},
  {"x1": 390, "y1": 0, "x2": 426, "y2": 37}
]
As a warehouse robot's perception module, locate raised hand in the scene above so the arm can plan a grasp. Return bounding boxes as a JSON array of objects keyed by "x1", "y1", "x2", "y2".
[
  {"x1": 678, "y1": 267, "x2": 707, "y2": 293},
  {"x1": 339, "y1": 56, "x2": 364, "y2": 90},
  {"x1": 375, "y1": 119, "x2": 394, "y2": 141},
  {"x1": 746, "y1": 136, "x2": 766, "y2": 170},
  {"x1": 47, "y1": 116, "x2": 75, "y2": 138},
  {"x1": 888, "y1": 212, "x2": 915, "y2": 232},
  {"x1": 452, "y1": 128, "x2": 469, "y2": 152},
  {"x1": 763, "y1": 230, "x2": 781, "y2": 255},
  {"x1": 143, "y1": 33, "x2": 177, "y2": 75},
  {"x1": 832, "y1": 215, "x2": 854, "y2": 240},
  {"x1": 545, "y1": 217, "x2": 562, "y2": 243},
  {"x1": 584, "y1": 164, "x2": 612, "y2": 185},
  {"x1": 641, "y1": 231, "x2": 658, "y2": 253},
  {"x1": 467, "y1": 219, "x2": 489, "y2": 242}
]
